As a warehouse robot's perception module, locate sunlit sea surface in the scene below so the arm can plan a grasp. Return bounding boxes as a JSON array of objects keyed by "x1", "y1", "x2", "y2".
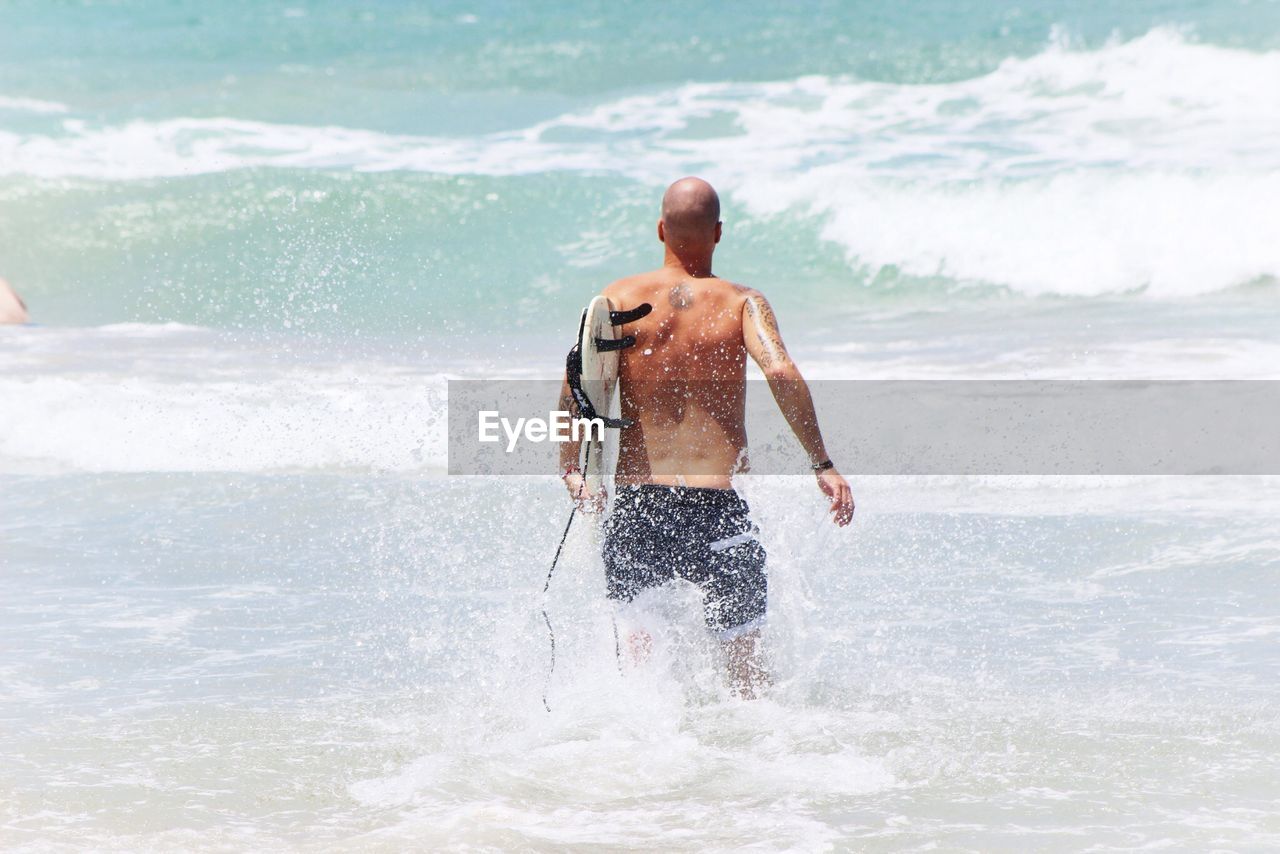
[{"x1": 2, "y1": 1, "x2": 1279, "y2": 849}]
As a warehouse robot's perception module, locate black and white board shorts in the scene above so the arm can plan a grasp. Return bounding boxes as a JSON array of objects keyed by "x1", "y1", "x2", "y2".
[{"x1": 603, "y1": 484, "x2": 767, "y2": 638}]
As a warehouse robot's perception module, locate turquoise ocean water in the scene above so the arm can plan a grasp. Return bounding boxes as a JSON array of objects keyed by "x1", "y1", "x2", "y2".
[{"x1": 2, "y1": 2, "x2": 1279, "y2": 850}]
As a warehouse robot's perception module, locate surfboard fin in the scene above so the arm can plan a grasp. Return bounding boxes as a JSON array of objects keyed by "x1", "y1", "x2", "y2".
[
  {"x1": 609, "y1": 303, "x2": 652, "y2": 326},
  {"x1": 593, "y1": 334, "x2": 636, "y2": 352},
  {"x1": 591, "y1": 302, "x2": 650, "y2": 352},
  {"x1": 598, "y1": 414, "x2": 634, "y2": 429},
  {"x1": 565, "y1": 343, "x2": 633, "y2": 429}
]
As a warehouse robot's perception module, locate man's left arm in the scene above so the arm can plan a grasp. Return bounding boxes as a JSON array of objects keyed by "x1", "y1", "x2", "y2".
[{"x1": 743, "y1": 291, "x2": 854, "y2": 526}]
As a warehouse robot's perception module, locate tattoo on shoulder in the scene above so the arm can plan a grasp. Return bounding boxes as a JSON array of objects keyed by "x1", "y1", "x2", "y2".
[
  {"x1": 746, "y1": 295, "x2": 779, "y2": 332},
  {"x1": 668, "y1": 282, "x2": 694, "y2": 310},
  {"x1": 745, "y1": 295, "x2": 787, "y2": 369}
]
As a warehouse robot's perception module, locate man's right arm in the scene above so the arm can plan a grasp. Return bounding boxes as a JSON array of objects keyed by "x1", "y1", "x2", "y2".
[
  {"x1": 558, "y1": 364, "x2": 601, "y2": 511},
  {"x1": 743, "y1": 291, "x2": 854, "y2": 525}
]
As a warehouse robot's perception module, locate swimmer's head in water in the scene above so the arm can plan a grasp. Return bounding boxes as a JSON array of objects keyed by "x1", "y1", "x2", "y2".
[{"x1": 659, "y1": 177, "x2": 721, "y2": 249}]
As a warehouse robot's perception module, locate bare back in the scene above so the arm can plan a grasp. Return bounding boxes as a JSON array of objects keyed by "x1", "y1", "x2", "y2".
[
  {"x1": 561, "y1": 175, "x2": 852, "y2": 529},
  {"x1": 603, "y1": 269, "x2": 751, "y2": 488}
]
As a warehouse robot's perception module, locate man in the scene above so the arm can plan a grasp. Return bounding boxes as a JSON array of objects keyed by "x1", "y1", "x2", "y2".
[
  {"x1": 0, "y1": 277, "x2": 29, "y2": 324},
  {"x1": 560, "y1": 177, "x2": 853, "y2": 698}
]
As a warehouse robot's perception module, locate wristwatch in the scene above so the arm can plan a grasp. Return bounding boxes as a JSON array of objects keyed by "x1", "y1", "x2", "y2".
[{"x1": 811, "y1": 459, "x2": 835, "y2": 472}]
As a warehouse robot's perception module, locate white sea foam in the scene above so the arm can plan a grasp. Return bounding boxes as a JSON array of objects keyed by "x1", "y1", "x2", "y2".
[
  {"x1": 745, "y1": 170, "x2": 1280, "y2": 296},
  {"x1": 3, "y1": 318, "x2": 1278, "y2": 475},
  {"x1": 803, "y1": 335, "x2": 1280, "y2": 380},
  {"x1": 95, "y1": 322, "x2": 209, "y2": 335},
  {"x1": 0, "y1": 369, "x2": 449, "y2": 474},
  {"x1": 5, "y1": 30, "x2": 1276, "y2": 180},
  {"x1": 1, "y1": 30, "x2": 1277, "y2": 295},
  {"x1": 0, "y1": 95, "x2": 68, "y2": 114},
  {"x1": 0, "y1": 327, "x2": 450, "y2": 474}
]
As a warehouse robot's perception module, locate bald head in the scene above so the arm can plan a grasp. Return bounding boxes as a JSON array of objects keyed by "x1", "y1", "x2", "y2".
[{"x1": 660, "y1": 177, "x2": 721, "y2": 243}]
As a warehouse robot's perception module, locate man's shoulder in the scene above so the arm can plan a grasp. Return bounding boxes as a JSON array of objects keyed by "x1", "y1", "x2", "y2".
[
  {"x1": 601, "y1": 270, "x2": 665, "y2": 302},
  {"x1": 723, "y1": 280, "x2": 763, "y2": 298},
  {"x1": 601, "y1": 273, "x2": 645, "y2": 292},
  {"x1": 716, "y1": 280, "x2": 768, "y2": 310},
  {"x1": 600, "y1": 273, "x2": 766, "y2": 308}
]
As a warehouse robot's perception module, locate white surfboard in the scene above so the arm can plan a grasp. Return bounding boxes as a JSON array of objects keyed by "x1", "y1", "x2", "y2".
[{"x1": 576, "y1": 295, "x2": 620, "y2": 494}]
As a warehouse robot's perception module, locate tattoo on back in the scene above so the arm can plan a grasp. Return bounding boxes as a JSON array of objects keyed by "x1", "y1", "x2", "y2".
[{"x1": 668, "y1": 282, "x2": 694, "y2": 310}]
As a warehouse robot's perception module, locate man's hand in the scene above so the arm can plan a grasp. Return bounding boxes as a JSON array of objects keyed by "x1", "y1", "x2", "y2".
[
  {"x1": 562, "y1": 471, "x2": 605, "y2": 514},
  {"x1": 817, "y1": 468, "x2": 854, "y2": 526}
]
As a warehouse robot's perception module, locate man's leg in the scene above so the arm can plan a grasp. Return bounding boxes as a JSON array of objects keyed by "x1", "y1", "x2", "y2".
[
  {"x1": 626, "y1": 628, "x2": 654, "y2": 665},
  {"x1": 604, "y1": 485, "x2": 675, "y2": 673},
  {"x1": 722, "y1": 627, "x2": 770, "y2": 699},
  {"x1": 706, "y1": 524, "x2": 769, "y2": 699}
]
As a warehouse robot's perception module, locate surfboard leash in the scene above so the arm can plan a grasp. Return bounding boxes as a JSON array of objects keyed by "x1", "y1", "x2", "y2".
[
  {"x1": 541, "y1": 303, "x2": 651, "y2": 711},
  {"x1": 539, "y1": 505, "x2": 575, "y2": 713},
  {"x1": 540, "y1": 443, "x2": 589, "y2": 713}
]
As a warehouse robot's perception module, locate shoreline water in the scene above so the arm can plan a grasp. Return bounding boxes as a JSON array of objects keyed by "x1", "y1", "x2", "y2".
[
  {"x1": 3, "y1": 4, "x2": 1279, "y2": 849},
  {"x1": 3, "y1": 472, "x2": 1278, "y2": 849}
]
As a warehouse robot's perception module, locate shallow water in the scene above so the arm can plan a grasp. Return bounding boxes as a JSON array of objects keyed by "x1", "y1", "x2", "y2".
[{"x1": 3, "y1": 473, "x2": 1278, "y2": 849}]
